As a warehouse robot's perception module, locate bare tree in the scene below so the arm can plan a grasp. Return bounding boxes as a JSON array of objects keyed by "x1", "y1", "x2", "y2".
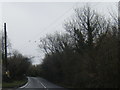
[
  {"x1": 38, "y1": 5, "x2": 119, "y2": 88},
  {"x1": 38, "y1": 32, "x2": 74, "y2": 55},
  {"x1": 64, "y1": 6, "x2": 110, "y2": 49}
]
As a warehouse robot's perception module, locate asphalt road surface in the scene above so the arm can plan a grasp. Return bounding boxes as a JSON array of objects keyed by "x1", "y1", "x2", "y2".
[{"x1": 17, "y1": 77, "x2": 65, "y2": 90}]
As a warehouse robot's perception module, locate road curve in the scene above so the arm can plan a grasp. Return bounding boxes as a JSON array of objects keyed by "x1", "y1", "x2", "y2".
[{"x1": 17, "y1": 77, "x2": 64, "y2": 90}]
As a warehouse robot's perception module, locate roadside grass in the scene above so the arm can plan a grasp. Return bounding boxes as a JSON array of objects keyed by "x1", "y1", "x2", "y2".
[{"x1": 2, "y1": 78, "x2": 27, "y2": 88}]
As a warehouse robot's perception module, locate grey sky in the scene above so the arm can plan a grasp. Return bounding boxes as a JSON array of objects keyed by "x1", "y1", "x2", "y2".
[{"x1": 1, "y1": 2, "x2": 117, "y2": 64}]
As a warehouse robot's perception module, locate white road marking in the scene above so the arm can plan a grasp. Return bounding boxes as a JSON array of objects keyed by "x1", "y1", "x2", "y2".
[
  {"x1": 20, "y1": 82, "x2": 28, "y2": 88},
  {"x1": 20, "y1": 77, "x2": 29, "y2": 88},
  {"x1": 40, "y1": 82, "x2": 47, "y2": 88}
]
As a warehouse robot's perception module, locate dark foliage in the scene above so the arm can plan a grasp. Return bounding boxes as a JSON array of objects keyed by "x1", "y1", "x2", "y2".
[
  {"x1": 38, "y1": 6, "x2": 119, "y2": 88},
  {"x1": 2, "y1": 51, "x2": 31, "y2": 81}
]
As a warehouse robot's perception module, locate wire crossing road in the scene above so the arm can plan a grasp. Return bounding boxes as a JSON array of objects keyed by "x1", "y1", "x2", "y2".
[{"x1": 17, "y1": 77, "x2": 64, "y2": 90}]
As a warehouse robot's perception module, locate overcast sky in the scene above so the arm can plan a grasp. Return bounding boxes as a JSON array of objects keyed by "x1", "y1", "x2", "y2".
[{"x1": 1, "y1": 2, "x2": 118, "y2": 64}]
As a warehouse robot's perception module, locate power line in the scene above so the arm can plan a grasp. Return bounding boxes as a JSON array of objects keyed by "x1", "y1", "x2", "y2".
[
  {"x1": 31, "y1": 3, "x2": 76, "y2": 42},
  {"x1": 31, "y1": 2, "x2": 100, "y2": 42},
  {"x1": 19, "y1": 3, "x2": 76, "y2": 51},
  {"x1": 13, "y1": 2, "x2": 80, "y2": 59}
]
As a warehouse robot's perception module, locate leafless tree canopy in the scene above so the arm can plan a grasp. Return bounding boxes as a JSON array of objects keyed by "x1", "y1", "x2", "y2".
[{"x1": 37, "y1": 5, "x2": 119, "y2": 88}]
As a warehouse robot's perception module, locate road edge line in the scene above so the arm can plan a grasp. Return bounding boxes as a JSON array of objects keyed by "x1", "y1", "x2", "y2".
[{"x1": 20, "y1": 77, "x2": 29, "y2": 88}]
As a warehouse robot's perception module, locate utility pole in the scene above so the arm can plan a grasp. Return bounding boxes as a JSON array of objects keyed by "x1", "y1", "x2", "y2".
[
  {"x1": 118, "y1": 3, "x2": 119, "y2": 51},
  {"x1": 2, "y1": 30, "x2": 4, "y2": 61},
  {"x1": 4, "y1": 23, "x2": 7, "y2": 71}
]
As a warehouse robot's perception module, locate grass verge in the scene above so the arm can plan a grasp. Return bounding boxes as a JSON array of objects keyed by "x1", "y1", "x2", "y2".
[{"x1": 2, "y1": 78, "x2": 27, "y2": 88}]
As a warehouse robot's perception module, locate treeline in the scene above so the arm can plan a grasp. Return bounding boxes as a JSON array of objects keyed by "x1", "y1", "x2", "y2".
[
  {"x1": 1, "y1": 31, "x2": 33, "y2": 82},
  {"x1": 37, "y1": 6, "x2": 119, "y2": 88},
  {"x1": 1, "y1": 29, "x2": 32, "y2": 82},
  {"x1": 2, "y1": 50, "x2": 31, "y2": 82}
]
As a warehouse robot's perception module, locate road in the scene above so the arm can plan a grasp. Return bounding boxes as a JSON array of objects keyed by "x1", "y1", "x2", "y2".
[{"x1": 17, "y1": 77, "x2": 65, "y2": 90}]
